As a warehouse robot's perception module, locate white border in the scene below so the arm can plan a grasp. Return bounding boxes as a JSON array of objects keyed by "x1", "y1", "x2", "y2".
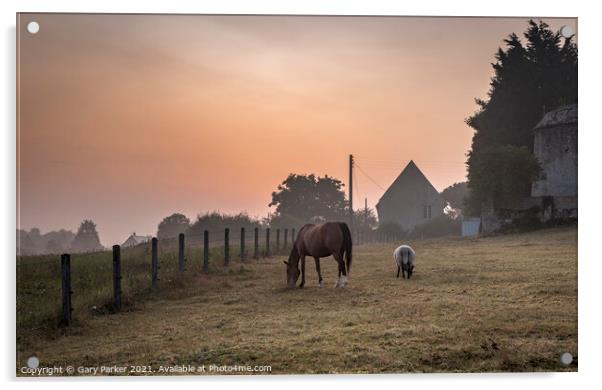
[{"x1": 2, "y1": 1, "x2": 601, "y2": 389}]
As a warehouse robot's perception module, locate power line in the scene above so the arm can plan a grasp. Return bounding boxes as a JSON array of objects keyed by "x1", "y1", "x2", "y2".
[{"x1": 355, "y1": 163, "x2": 386, "y2": 191}]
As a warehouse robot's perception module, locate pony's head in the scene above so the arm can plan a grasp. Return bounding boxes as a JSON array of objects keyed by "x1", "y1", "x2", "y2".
[{"x1": 284, "y1": 247, "x2": 300, "y2": 288}]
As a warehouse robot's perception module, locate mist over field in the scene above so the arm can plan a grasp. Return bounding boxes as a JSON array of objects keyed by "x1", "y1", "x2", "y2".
[
  {"x1": 16, "y1": 14, "x2": 578, "y2": 375},
  {"x1": 17, "y1": 14, "x2": 576, "y2": 246}
]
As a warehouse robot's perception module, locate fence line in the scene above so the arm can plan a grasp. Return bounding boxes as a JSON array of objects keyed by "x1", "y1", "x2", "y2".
[
  {"x1": 60, "y1": 253, "x2": 72, "y2": 326},
  {"x1": 265, "y1": 228, "x2": 271, "y2": 257},
  {"x1": 254, "y1": 227, "x2": 259, "y2": 259},
  {"x1": 178, "y1": 233, "x2": 185, "y2": 273},
  {"x1": 240, "y1": 227, "x2": 245, "y2": 261},
  {"x1": 203, "y1": 230, "x2": 209, "y2": 272},
  {"x1": 151, "y1": 237, "x2": 158, "y2": 289},
  {"x1": 224, "y1": 228, "x2": 230, "y2": 266},
  {"x1": 55, "y1": 225, "x2": 386, "y2": 326},
  {"x1": 112, "y1": 245, "x2": 122, "y2": 311}
]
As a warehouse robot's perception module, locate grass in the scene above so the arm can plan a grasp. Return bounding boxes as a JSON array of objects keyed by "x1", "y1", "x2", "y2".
[
  {"x1": 16, "y1": 226, "x2": 577, "y2": 375},
  {"x1": 16, "y1": 240, "x2": 273, "y2": 332}
]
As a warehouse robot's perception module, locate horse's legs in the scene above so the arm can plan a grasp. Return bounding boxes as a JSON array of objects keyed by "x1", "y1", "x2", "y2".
[
  {"x1": 299, "y1": 256, "x2": 306, "y2": 288},
  {"x1": 340, "y1": 249, "x2": 347, "y2": 277},
  {"x1": 314, "y1": 257, "x2": 323, "y2": 287},
  {"x1": 333, "y1": 251, "x2": 347, "y2": 288},
  {"x1": 396, "y1": 265, "x2": 400, "y2": 278},
  {"x1": 402, "y1": 266, "x2": 406, "y2": 279}
]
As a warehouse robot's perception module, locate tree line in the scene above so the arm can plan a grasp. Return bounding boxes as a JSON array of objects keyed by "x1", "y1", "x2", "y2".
[
  {"x1": 156, "y1": 174, "x2": 468, "y2": 243},
  {"x1": 18, "y1": 220, "x2": 103, "y2": 256},
  {"x1": 18, "y1": 174, "x2": 469, "y2": 256},
  {"x1": 156, "y1": 174, "x2": 379, "y2": 242}
]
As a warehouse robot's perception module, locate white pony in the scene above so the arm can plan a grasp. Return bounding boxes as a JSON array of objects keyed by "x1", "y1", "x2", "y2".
[{"x1": 393, "y1": 245, "x2": 415, "y2": 279}]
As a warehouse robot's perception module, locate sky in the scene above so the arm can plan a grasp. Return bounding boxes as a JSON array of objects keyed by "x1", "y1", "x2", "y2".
[{"x1": 17, "y1": 14, "x2": 577, "y2": 245}]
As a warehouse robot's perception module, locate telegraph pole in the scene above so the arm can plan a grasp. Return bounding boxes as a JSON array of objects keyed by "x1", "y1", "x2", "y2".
[{"x1": 349, "y1": 154, "x2": 354, "y2": 227}]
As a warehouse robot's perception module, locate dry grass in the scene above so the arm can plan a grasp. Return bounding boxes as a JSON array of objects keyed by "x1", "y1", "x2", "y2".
[{"x1": 16, "y1": 226, "x2": 577, "y2": 375}]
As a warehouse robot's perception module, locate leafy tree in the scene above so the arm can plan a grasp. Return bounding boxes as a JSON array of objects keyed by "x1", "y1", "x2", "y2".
[
  {"x1": 186, "y1": 211, "x2": 263, "y2": 243},
  {"x1": 157, "y1": 213, "x2": 190, "y2": 240},
  {"x1": 44, "y1": 229, "x2": 75, "y2": 254},
  {"x1": 71, "y1": 220, "x2": 103, "y2": 253},
  {"x1": 17, "y1": 228, "x2": 75, "y2": 255},
  {"x1": 353, "y1": 207, "x2": 378, "y2": 231},
  {"x1": 17, "y1": 230, "x2": 36, "y2": 256},
  {"x1": 440, "y1": 182, "x2": 469, "y2": 211},
  {"x1": 269, "y1": 174, "x2": 348, "y2": 227},
  {"x1": 45, "y1": 239, "x2": 62, "y2": 255},
  {"x1": 467, "y1": 145, "x2": 542, "y2": 213},
  {"x1": 466, "y1": 20, "x2": 577, "y2": 211}
]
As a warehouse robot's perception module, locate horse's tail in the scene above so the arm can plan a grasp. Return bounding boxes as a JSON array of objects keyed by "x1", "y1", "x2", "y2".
[{"x1": 339, "y1": 222, "x2": 353, "y2": 274}]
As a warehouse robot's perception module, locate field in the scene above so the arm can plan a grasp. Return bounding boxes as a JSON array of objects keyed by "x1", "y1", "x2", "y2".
[{"x1": 16, "y1": 226, "x2": 577, "y2": 375}]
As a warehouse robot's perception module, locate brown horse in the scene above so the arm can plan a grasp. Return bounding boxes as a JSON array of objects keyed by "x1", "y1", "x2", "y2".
[{"x1": 284, "y1": 222, "x2": 352, "y2": 288}]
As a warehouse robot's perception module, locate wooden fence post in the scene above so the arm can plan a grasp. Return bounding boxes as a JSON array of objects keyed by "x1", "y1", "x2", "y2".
[
  {"x1": 203, "y1": 230, "x2": 209, "y2": 272},
  {"x1": 276, "y1": 229, "x2": 280, "y2": 253},
  {"x1": 224, "y1": 228, "x2": 230, "y2": 266},
  {"x1": 178, "y1": 233, "x2": 185, "y2": 273},
  {"x1": 240, "y1": 227, "x2": 245, "y2": 260},
  {"x1": 284, "y1": 228, "x2": 288, "y2": 250},
  {"x1": 265, "y1": 228, "x2": 271, "y2": 257},
  {"x1": 254, "y1": 227, "x2": 259, "y2": 259},
  {"x1": 60, "y1": 253, "x2": 72, "y2": 325},
  {"x1": 151, "y1": 237, "x2": 158, "y2": 289},
  {"x1": 112, "y1": 245, "x2": 122, "y2": 311}
]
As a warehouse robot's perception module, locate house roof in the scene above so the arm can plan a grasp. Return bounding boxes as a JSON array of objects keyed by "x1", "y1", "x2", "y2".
[
  {"x1": 123, "y1": 233, "x2": 150, "y2": 246},
  {"x1": 535, "y1": 104, "x2": 577, "y2": 129},
  {"x1": 376, "y1": 160, "x2": 440, "y2": 207}
]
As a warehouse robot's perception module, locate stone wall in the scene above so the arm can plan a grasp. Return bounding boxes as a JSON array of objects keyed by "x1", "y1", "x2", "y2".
[{"x1": 532, "y1": 124, "x2": 577, "y2": 197}]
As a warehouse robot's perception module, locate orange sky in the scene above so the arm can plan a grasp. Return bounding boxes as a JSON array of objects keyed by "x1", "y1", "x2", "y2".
[{"x1": 17, "y1": 14, "x2": 577, "y2": 245}]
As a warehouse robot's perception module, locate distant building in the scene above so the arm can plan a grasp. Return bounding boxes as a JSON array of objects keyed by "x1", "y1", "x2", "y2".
[
  {"x1": 531, "y1": 104, "x2": 577, "y2": 220},
  {"x1": 376, "y1": 160, "x2": 446, "y2": 231},
  {"x1": 480, "y1": 104, "x2": 577, "y2": 233},
  {"x1": 461, "y1": 217, "x2": 481, "y2": 237},
  {"x1": 122, "y1": 232, "x2": 151, "y2": 248}
]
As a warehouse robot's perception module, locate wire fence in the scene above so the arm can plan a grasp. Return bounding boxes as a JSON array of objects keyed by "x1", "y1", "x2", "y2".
[
  {"x1": 17, "y1": 227, "x2": 299, "y2": 329},
  {"x1": 17, "y1": 225, "x2": 396, "y2": 329}
]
